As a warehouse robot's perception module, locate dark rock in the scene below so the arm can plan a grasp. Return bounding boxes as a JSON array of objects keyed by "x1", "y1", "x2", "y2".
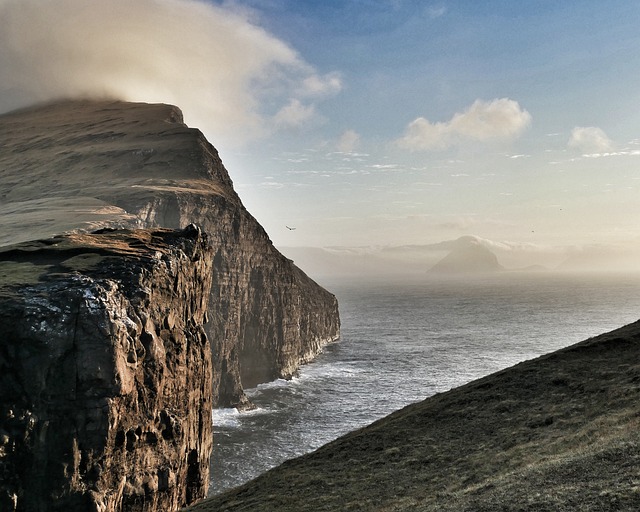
[
  {"x1": 0, "y1": 228, "x2": 213, "y2": 511},
  {"x1": 429, "y1": 240, "x2": 504, "y2": 274},
  {"x1": 0, "y1": 100, "x2": 340, "y2": 408}
]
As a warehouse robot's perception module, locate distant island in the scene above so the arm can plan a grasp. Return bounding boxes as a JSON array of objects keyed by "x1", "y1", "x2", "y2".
[
  {"x1": 428, "y1": 239, "x2": 504, "y2": 274},
  {"x1": 281, "y1": 234, "x2": 640, "y2": 280}
]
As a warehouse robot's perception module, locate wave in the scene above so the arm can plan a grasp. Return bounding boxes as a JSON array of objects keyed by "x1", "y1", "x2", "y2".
[
  {"x1": 212, "y1": 406, "x2": 271, "y2": 429},
  {"x1": 211, "y1": 408, "x2": 242, "y2": 429},
  {"x1": 298, "y1": 361, "x2": 365, "y2": 381}
]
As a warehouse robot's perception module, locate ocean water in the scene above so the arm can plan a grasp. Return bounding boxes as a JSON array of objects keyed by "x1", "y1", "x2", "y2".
[{"x1": 209, "y1": 272, "x2": 640, "y2": 495}]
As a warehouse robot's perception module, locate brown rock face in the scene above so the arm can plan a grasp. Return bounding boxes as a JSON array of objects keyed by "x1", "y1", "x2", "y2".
[
  {"x1": 0, "y1": 227, "x2": 213, "y2": 511},
  {"x1": 0, "y1": 100, "x2": 340, "y2": 408}
]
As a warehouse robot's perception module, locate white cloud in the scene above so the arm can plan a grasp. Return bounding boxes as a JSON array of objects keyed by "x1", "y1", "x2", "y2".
[
  {"x1": 425, "y1": 235, "x2": 565, "y2": 256},
  {"x1": 568, "y1": 126, "x2": 614, "y2": 153},
  {"x1": 0, "y1": 0, "x2": 338, "y2": 148},
  {"x1": 582, "y1": 150, "x2": 640, "y2": 159},
  {"x1": 299, "y1": 72, "x2": 343, "y2": 98},
  {"x1": 396, "y1": 98, "x2": 532, "y2": 151},
  {"x1": 273, "y1": 99, "x2": 316, "y2": 128},
  {"x1": 337, "y1": 130, "x2": 360, "y2": 153}
]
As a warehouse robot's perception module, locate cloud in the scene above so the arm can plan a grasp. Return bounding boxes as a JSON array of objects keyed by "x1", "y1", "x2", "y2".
[
  {"x1": 423, "y1": 235, "x2": 568, "y2": 258},
  {"x1": 427, "y1": 6, "x2": 447, "y2": 19},
  {"x1": 0, "y1": 0, "x2": 336, "y2": 148},
  {"x1": 273, "y1": 99, "x2": 317, "y2": 129},
  {"x1": 337, "y1": 130, "x2": 360, "y2": 153},
  {"x1": 568, "y1": 126, "x2": 614, "y2": 153},
  {"x1": 299, "y1": 72, "x2": 342, "y2": 98},
  {"x1": 581, "y1": 150, "x2": 640, "y2": 159},
  {"x1": 396, "y1": 98, "x2": 532, "y2": 151}
]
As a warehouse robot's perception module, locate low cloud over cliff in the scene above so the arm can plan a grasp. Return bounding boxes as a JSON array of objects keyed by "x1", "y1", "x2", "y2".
[{"x1": 0, "y1": 0, "x2": 340, "y2": 147}]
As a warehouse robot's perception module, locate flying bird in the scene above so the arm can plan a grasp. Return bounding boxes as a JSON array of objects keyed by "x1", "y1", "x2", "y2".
[{"x1": 286, "y1": 226, "x2": 296, "y2": 230}]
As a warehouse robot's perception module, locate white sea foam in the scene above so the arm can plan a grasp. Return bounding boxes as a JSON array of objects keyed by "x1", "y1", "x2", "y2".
[
  {"x1": 212, "y1": 406, "x2": 271, "y2": 429},
  {"x1": 211, "y1": 408, "x2": 241, "y2": 429},
  {"x1": 300, "y1": 361, "x2": 364, "y2": 381},
  {"x1": 259, "y1": 377, "x2": 297, "y2": 389}
]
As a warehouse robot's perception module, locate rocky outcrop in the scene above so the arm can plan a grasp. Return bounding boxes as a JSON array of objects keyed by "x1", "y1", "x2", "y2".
[
  {"x1": 0, "y1": 100, "x2": 340, "y2": 408},
  {"x1": 0, "y1": 227, "x2": 213, "y2": 511},
  {"x1": 429, "y1": 240, "x2": 504, "y2": 274}
]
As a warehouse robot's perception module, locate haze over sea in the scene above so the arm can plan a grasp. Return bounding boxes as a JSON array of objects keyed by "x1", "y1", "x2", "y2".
[{"x1": 209, "y1": 271, "x2": 640, "y2": 495}]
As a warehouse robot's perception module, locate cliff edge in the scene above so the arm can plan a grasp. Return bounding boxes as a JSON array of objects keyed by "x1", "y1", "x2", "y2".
[
  {"x1": 0, "y1": 100, "x2": 340, "y2": 407},
  {"x1": 187, "y1": 320, "x2": 640, "y2": 511},
  {"x1": 0, "y1": 227, "x2": 213, "y2": 511}
]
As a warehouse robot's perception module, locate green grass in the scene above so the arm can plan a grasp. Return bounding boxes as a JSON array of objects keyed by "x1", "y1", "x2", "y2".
[{"x1": 0, "y1": 261, "x2": 49, "y2": 290}]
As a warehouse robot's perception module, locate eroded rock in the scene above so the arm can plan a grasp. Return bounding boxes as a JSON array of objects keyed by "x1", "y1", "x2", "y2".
[{"x1": 0, "y1": 227, "x2": 213, "y2": 511}]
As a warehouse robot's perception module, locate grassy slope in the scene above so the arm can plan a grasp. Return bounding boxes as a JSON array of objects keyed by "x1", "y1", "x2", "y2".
[{"x1": 187, "y1": 321, "x2": 640, "y2": 511}]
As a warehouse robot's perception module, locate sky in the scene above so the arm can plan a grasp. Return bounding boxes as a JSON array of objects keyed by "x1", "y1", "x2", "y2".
[{"x1": 1, "y1": 0, "x2": 639, "y2": 262}]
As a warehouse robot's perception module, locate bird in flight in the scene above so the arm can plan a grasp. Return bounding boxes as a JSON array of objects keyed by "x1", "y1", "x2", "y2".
[{"x1": 286, "y1": 226, "x2": 296, "y2": 230}]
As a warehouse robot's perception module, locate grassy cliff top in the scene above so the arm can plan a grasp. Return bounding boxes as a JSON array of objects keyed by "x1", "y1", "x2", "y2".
[
  {"x1": 0, "y1": 227, "x2": 205, "y2": 297},
  {"x1": 0, "y1": 100, "x2": 235, "y2": 247},
  {"x1": 188, "y1": 320, "x2": 640, "y2": 511}
]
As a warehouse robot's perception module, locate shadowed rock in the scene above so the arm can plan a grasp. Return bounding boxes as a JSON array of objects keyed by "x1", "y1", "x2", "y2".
[
  {"x1": 429, "y1": 240, "x2": 504, "y2": 274},
  {"x1": 0, "y1": 227, "x2": 213, "y2": 511}
]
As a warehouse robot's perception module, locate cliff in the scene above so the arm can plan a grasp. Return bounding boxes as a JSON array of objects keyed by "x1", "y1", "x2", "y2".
[
  {"x1": 0, "y1": 100, "x2": 340, "y2": 407},
  {"x1": 186, "y1": 320, "x2": 640, "y2": 511},
  {"x1": 0, "y1": 227, "x2": 213, "y2": 511}
]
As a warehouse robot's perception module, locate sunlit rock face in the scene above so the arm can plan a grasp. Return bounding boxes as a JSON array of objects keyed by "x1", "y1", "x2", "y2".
[
  {"x1": 0, "y1": 227, "x2": 213, "y2": 511},
  {"x1": 0, "y1": 100, "x2": 340, "y2": 408}
]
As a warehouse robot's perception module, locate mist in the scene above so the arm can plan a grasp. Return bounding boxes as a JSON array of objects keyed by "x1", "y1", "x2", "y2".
[
  {"x1": 280, "y1": 236, "x2": 640, "y2": 281},
  {"x1": 0, "y1": 0, "x2": 338, "y2": 148}
]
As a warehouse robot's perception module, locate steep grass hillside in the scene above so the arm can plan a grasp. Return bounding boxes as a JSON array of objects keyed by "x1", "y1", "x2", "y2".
[{"x1": 188, "y1": 321, "x2": 640, "y2": 511}]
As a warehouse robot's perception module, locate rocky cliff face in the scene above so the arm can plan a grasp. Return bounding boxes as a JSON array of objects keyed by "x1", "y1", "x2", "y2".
[
  {"x1": 0, "y1": 100, "x2": 340, "y2": 407},
  {"x1": 0, "y1": 227, "x2": 213, "y2": 511}
]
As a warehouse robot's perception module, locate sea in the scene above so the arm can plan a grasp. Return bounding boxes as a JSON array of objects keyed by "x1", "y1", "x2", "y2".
[{"x1": 208, "y1": 272, "x2": 640, "y2": 495}]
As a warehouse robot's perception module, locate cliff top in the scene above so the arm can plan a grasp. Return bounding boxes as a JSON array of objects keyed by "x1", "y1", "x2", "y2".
[
  {"x1": 0, "y1": 100, "x2": 237, "y2": 247},
  {"x1": 187, "y1": 320, "x2": 640, "y2": 511},
  {"x1": 0, "y1": 226, "x2": 206, "y2": 297}
]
